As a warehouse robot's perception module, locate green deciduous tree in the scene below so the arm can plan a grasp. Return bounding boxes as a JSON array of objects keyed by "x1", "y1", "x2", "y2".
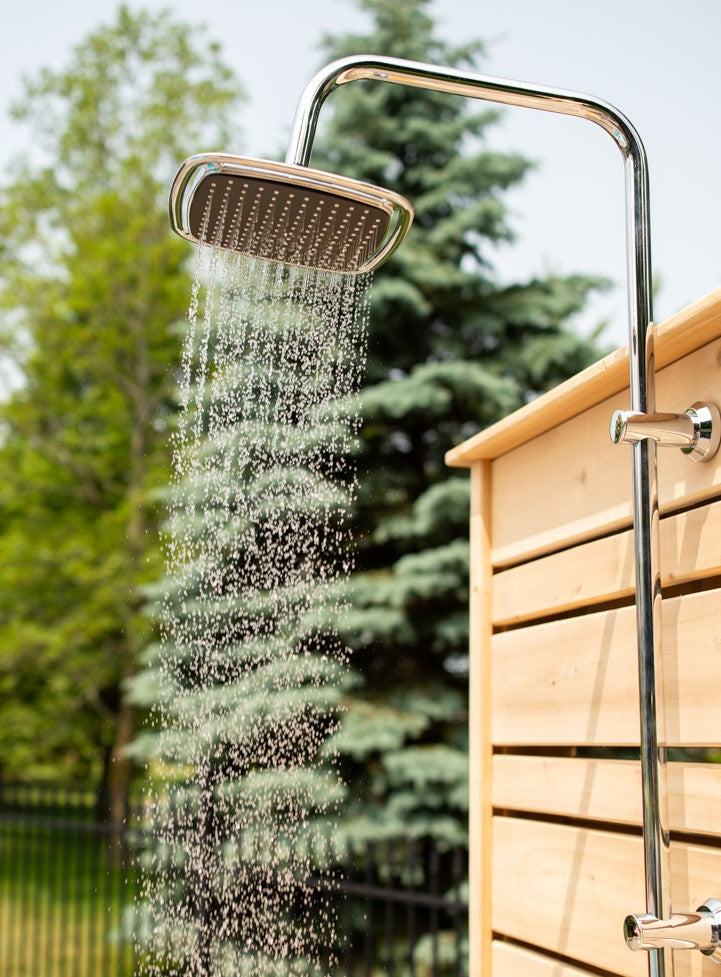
[
  {"x1": 310, "y1": 0, "x2": 608, "y2": 849},
  {"x1": 0, "y1": 8, "x2": 243, "y2": 825}
]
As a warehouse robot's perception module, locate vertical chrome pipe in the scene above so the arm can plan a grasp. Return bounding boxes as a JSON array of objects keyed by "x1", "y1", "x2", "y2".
[
  {"x1": 287, "y1": 55, "x2": 670, "y2": 976},
  {"x1": 624, "y1": 146, "x2": 671, "y2": 977}
]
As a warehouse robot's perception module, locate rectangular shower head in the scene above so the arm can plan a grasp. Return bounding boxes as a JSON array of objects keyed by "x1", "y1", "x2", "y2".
[{"x1": 169, "y1": 154, "x2": 413, "y2": 275}]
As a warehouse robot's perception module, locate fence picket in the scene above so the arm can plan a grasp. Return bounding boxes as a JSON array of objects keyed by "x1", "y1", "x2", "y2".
[{"x1": 0, "y1": 782, "x2": 468, "y2": 976}]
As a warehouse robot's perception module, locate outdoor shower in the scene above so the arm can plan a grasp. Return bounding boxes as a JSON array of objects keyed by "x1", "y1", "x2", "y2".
[{"x1": 169, "y1": 55, "x2": 721, "y2": 975}]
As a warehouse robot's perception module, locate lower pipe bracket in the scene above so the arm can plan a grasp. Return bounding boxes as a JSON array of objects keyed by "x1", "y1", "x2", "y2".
[{"x1": 624, "y1": 898, "x2": 721, "y2": 962}]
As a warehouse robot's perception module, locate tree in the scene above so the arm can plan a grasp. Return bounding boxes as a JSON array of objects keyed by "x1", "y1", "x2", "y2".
[
  {"x1": 308, "y1": 0, "x2": 607, "y2": 850},
  {"x1": 0, "y1": 7, "x2": 243, "y2": 827}
]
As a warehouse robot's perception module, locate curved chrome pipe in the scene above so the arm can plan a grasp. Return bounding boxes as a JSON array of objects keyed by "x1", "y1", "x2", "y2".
[
  {"x1": 285, "y1": 56, "x2": 642, "y2": 162},
  {"x1": 286, "y1": 55, "x2": 667, "y2": 977}
]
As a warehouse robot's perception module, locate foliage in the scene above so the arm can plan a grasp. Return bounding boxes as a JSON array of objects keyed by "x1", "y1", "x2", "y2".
[
  {"x1": 310, "y1": 0, "x2": 607, "y2": 848},
  {"x1": 0, "y1": 7, "x2": 243, "y2": 788}
]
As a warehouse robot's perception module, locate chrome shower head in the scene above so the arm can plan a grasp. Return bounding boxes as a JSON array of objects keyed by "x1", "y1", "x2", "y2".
[{"x1": 169, "y1": 153, "x2": 413, "y2": 275}]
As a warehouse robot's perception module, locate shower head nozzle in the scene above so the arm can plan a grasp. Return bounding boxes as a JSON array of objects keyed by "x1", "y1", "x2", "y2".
[{"x1": 169, "y1": 154, "x2": 413, "y2": 275}]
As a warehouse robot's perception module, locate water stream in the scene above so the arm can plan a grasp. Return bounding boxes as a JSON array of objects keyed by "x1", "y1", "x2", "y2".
[{"x1": 137, "y1": 242, "x2": 372, "y2": 976}]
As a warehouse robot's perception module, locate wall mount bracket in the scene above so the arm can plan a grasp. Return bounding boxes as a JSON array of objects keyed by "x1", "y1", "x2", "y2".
[
  {"x1": 625, "y1": 898, "x2": 721, "y2": 962},
  {"x1": 610, "y1": 401, "x2": 721, "y2": 462}
]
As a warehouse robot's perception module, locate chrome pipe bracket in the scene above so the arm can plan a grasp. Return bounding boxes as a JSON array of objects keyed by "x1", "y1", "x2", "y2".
[
  {"x1": 610, "y1": 401, "x2": 721, "y2": 462},
  {"x1": 624, "y1": 897, "x2": 721, "y2": 962}
]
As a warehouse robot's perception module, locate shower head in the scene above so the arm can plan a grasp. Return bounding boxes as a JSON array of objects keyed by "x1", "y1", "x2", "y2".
[{"x1": 169, "y1": 153, "x2": 413, "y2": 275}]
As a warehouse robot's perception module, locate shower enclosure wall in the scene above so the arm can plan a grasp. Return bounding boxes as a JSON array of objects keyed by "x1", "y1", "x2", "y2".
[{"x1": 446, "y1": 286, "x2": 721, "y2": 977}]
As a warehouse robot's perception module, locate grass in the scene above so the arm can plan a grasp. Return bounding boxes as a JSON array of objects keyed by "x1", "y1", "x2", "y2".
[{"x1": 0, "y1": 804, "x2": 136, "y2": 977}]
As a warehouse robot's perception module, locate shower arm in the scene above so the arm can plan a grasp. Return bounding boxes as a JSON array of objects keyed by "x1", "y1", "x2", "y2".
[{"x1": 287, "y1": 54, "x2": 676, "y2": 973}]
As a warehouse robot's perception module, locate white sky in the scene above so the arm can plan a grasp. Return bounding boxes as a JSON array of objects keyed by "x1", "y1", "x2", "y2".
[{"x1": 2, "y1": 0, "x2": 721, "y2": 349}]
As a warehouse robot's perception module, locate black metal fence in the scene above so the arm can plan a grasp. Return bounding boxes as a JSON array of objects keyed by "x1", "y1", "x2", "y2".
[
  {"x1": 336, "y1": 843, "x2": 467, "y2": 976},
  {"x1": 0, "y1": 782, "x2": 467, "y2": 976},
  {"x1": 0, "y1": 782, "x2": 135, "y2": 977}
]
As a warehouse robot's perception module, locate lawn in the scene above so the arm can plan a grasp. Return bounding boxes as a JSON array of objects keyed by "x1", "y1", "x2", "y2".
[{"x1": 0, "y1": 792, "x2": 136, "y2": 977}]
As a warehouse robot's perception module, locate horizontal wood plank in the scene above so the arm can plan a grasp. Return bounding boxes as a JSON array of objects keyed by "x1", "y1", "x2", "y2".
[
  {"x1": 492, "y1": 588, "x2": 721, "y2": 747},
  {"x1": 446, "y1": 287, "x2": 721, "y2": 468},
  {"x1": 492, "y1": 940, "x2": 604, "y2": 977},
  {"x1": 492, "y1": 756, "x2": 721, "y2": 836},
  {"x1": 493, "y1": 817, "x2": 721, "y2": 977},
  {"x1": 492, "y1": 499, "x2": 721, "y2": 625},
  {"x1": 490, "y1": 334, "x2": 721, "y2": 567},
  {"x1": 493, "y1": 522, "x2": 635, "y2": 625}
]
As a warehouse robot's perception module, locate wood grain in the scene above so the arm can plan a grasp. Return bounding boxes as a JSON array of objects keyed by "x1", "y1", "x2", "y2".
[
  {"x1": 492, "y1": 499, "x2": 721, "y2": 625},
  {"x1": 490, "y1": 334, "x2": 721, "y2": 567},
  {"x1": 493, "y1": 816, "x2": 721, "y2": 977},
  {"x1": 469, "y1": 462, "x2": 494, "y2": 977},
  {"x1": 454, "y1": 292, "x2": 721, "y2": 975},
  {"x1": 446, "y1": 286, "x2": 721, "y2": 468},
  {"x1": 492, "y1": 940, "x2": 619, "y2": 977},
  {"x1": 492, "y1": 588, "x2": 721, "y2": 747},
  {"x1": 492, "y1": 755, "x2": 721, "y2": 836}
]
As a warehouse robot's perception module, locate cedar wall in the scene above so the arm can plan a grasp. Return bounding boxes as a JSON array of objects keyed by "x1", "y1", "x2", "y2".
[{"x1": 446, "y1": 288, "x2": 721, "y2": 976}]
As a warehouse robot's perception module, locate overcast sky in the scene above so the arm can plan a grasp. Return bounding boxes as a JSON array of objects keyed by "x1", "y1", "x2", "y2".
[{"x1": 2, "y1": 0, "x2": 720, "y2": 349}]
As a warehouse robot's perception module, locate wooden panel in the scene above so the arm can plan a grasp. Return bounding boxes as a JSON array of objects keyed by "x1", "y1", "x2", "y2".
[
  {"x1": 453, "y1": 295, "x2": 721, "y2": 976},
  {"x1": 493, "y1": 522, "x2": 635, "y2": 625},
  {"x1": 493, "y1": 499, "x2": 721, "y2": 625},
  {"x1": 491, "y1": 335, "x2": 721, "y2": 567},
  {"x1": 492, "y1": 941, "x2": 612, "y2": 977},
  {"x1": 492, "y1": 756, "x2": 721, "y2": 836},
  {"x1": 492, "y1": 588, "x2": 721, "y2": 746},
  {"x1": 446, "y1": 287, "x2": 721, "y2": 468},
  {"x1": 469, "y1": 462, "x2": 494, "y2": 977},
  {"x1": 493, "y1": 817, "x2": 721, "y2": 977},
  {"x1": 662, "y1": 500, "x2": 721, "y2": 586}
]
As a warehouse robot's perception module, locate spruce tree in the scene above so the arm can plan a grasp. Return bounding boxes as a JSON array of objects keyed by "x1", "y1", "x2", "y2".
[{"x1": 311, "y1": 0, "x2": 607, "y2": 849}]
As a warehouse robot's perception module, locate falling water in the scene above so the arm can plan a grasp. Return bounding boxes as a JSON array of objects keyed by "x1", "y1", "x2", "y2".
[{"x1": 136, "y1": 238, "x2": 371, "y2": 976}]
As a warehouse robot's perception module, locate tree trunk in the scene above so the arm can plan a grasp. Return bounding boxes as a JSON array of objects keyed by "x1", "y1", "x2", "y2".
[
  {"x1": 104, "y1": 695, "x2": 137, "y2": 865},
  {"x1": 104, "y1": 302, "x2": 152, "y2": 862}
]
